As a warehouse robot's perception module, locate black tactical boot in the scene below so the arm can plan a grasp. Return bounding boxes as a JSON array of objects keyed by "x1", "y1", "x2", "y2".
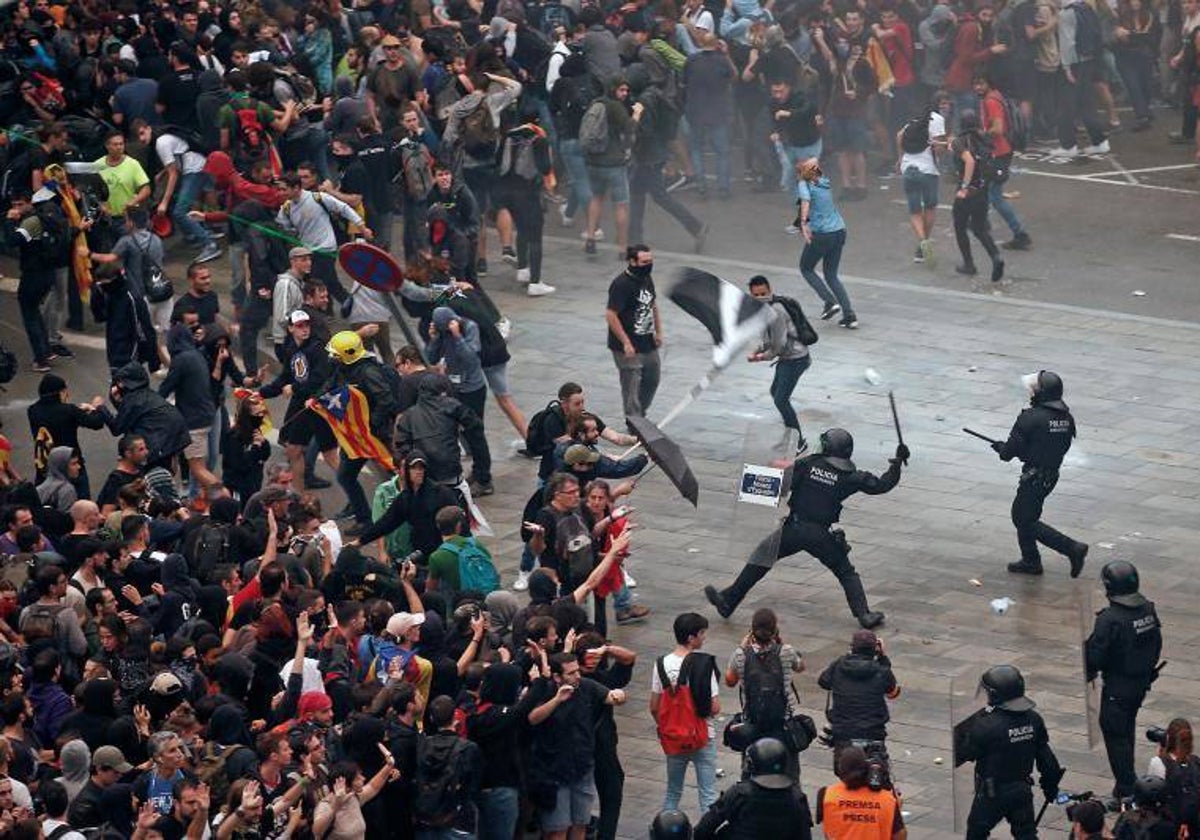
[{"x1": 1007, "y1": 559, "x2": 1044, "y2": 575}]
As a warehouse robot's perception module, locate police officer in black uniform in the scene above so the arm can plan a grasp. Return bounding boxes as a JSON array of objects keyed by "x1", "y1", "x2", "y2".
[
  {"x1": 993, "y1": 370, "x2": 1089, "y2": 577},
  {"x1": 694, "y1": 738, "x2": 813, "y2": 840},
  {"x1": 818, "y1": 630, "x2": 900, "y2": 746},
  {"x1": 651, "y1": 810, "x2": 693, "y2": 840},
  {"x1": 1086, "y1": 560, "x2": 1164, "y2": 800},
  {"x1": 954, "y1": 665, "x2": 1064, "y2": 840},
  {"x1": 705, "y1": 428, "x2": 906, "y2": 629}
]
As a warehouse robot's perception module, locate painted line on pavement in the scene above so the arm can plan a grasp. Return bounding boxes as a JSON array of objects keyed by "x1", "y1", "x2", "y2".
[
  {"x1": 1105, "y1": 153, "x2": 1140, "y2": 185},
  {"x1": 1087, "y1": 163, "x2": 1197, "y2": 176},
  {"x1": 1008, "y1": 166, "x2": 1200, "y2": 195},
  {"x1": 545, "y1": 235, "x2": 1200, "y2": 332},
  {"x1": 1166, "y1": 233, "x2": 1200, "y2": 243}
]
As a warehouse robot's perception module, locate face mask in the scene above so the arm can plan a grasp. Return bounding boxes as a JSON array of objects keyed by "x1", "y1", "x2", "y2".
[
  {"x1": 836, "y1": 43, "x2": 850, "y2": 59},
  {"x1": 629, "y1": 262, "x2": 653, "y2": 278}
]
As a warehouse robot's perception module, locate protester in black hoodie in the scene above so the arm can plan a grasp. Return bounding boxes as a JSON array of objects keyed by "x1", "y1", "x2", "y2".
[
  {"x1": 466, "y1": 663, "x2": 536, "y2": 840},
  {"x1": 98, "y1": 363, "x2": 190, "y2": 472},
  {"x1": 160, "y1": 322, "x2": 221, "y2": 496},
  {"x1": 59, "y1": 677, "x2": 119, "y2": 752},
  {"x1": 89, "y1": 265, "x2": 160, "y2": 374},
  {"x1": 27, "y1": 373, "x2": 107, "y2": 494},
  {"x1": 352, "y1": 451, "x2": 459, "y2": 561}
]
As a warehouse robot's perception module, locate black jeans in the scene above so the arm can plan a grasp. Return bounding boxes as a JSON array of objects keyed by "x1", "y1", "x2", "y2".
[
  {"x1": 402, "y1": 198, "x2": 427, "y2": 261},
  {"x1": 628, "y1": 161, "x2": 702, "y2": 244},
  {"x1": 19, "y1": 270, "x2": 54, "y2": 363},
  {"x1": 505, "y1": 185, "x2": 544, "y2": 282},
  {"x1": 1011, "y1": 467, "x2": 1079, "y2": 565},
  {"x1": 1115, "y1": 49, "x2": 1154, "y2": 122},
  {"x1": 966, "y1": 781, "x2": 1037, "y2": 840},
  {"x1": 952, "y1": 188, "x2": 998, "y2": 268},
  {"x1": 239, "y1": 298, "x2": 272, "y2": 372},
  {"x1": 311, "y1": 252, "x2": 348, "y2": 302},
  {"x1": 1057, "y1": 61, "x2": 1108, "y2": 148},
  {"x1": 593, "y1": 741, "x2": 624, "y2": 840}
]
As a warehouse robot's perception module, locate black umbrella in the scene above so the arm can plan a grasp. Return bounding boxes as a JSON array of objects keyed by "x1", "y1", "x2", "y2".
[{"x1": 627, "y1": 415, "x2": 699, "y2": 507}]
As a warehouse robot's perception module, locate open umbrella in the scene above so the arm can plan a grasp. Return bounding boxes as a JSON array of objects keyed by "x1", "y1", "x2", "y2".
[{"x1": 627, "y1": 415, "x2": 699, "y2": 507}]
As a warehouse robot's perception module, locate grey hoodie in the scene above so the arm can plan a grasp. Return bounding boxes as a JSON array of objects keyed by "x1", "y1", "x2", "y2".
[
  {"x1": 757, "y1": 298, "x2": 809, "y2": 362},
  {"x1": 37, "y1": 446, "x2": 77, "y2": 513},
  {"x1": 918, "y1": 5, "x2": 957, "y2": 87}
]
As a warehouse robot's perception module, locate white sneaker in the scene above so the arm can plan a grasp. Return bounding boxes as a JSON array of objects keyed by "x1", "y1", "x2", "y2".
[
  {"x1": 516, "y1": 267, "x2": 531, "y2": 284},
  {"x1": 1047, "y1": 146, "x2": 1079, "y2": 158},
  {"x1": 624, "y1": 569, "x2": 637, "y2": 588},
  {"x1": 1082, "y1": 140, "x2": 1110, "y2": 155},
  {"x1": 495, "y1": 317, "x2": 512, "y2": 340},
  {"x1": 560, "y1": 207, "x2": 574, "y2": 227},
  {"x1": 580, "y1": 228, "x2": 605, "y2": 241},
  {"x1": 527, "y1": 281, "x2": 556, "y2": 297},
  {"x1": 513, "y1": 570, "x2": 530, "y2": 591}
]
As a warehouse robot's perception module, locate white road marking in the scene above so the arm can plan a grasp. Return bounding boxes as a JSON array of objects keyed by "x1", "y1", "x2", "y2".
[
  {"x1": 1089, "y1": 163, "x2": 1198, "y2": 176},
  {"x1": 1105, "y1": 153, "x2": 1140, "y2": 186},
  {"x1": 1166, "y1": 233, "x2": 1200, "y2": 243},
  {"x1": 1008, "y1": 166, "x2": 1200, "y2": 195}
]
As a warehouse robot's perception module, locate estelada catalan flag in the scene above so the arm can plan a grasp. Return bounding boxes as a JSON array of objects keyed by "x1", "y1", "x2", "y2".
[{"x1": 307, "y1": 385, "x2": 395, "y2": 471}]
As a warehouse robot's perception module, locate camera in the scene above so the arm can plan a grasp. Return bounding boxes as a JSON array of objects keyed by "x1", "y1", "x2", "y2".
[
  {"x1": 849, "y1": 739, "x2": 892, "y2": 791},
  {"x1": 391, "y1": 549, "x2": 424, "y2": 572},
  {"x1": 1146, "y1": 726, "x2": 1168, "y2": 745}
]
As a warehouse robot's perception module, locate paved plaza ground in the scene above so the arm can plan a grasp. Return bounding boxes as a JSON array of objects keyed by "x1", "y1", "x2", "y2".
[{"x1": 0, "y1": 122, "x2": 1198, "y2": 837}]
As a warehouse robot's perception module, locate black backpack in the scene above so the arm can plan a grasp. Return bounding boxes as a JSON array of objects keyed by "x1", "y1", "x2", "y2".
[
  {"x1": 0, "y1": 340, "x2": 16, "y2": 386},
  {"x1": 1166, "y1": 754, "x2": 1200, "y2": 829},
  {"x1": 1071, "y1": 1, "x2": 1103, "y2": 60},
  {"x1": 413, "y1": 736, "x2": 468, "y2": 827},
  {"x1": 524, "y1": 401, "x2": 561, "y2": 457},
  {"x1": 774, "y1": 295, "x2": 819, "y2": 346},
  {"x1": 185, "y1": 521, "x2": 230, "y2": 581},
  {"x1": 741, "y1": 644, "x2": 788, "y2": 733},
  {"x1": 900, "y1": 114, "x2": 931, "y2": 155}
]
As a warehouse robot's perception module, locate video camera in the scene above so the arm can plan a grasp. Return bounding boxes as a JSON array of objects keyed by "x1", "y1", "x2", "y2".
[
  {"x1": 391, "y1": 549, "x2": 424, "y2": 575},
  {"x1": 820, "y1": 727, "x2": 893, "y2": 792},
  {"x1": 1146, "y1": 726, "x2": 1168, "y2": 746}
]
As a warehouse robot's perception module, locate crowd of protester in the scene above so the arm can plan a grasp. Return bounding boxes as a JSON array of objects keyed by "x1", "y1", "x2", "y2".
[{"x1": 0, "y1": 0, "x2": 1193, "y2": 835}]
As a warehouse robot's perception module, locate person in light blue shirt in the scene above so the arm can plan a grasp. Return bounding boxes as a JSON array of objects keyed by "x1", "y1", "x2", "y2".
[{"x1": 795, "y1": 158, "x2": 857, "y2": 329}]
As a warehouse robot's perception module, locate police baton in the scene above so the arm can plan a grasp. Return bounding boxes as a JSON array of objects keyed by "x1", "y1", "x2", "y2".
[
  {"x1": 962, "y1": 427, "x2": 1000, "y2": 445},
  {"x1": 1034, "y1": 796, "x2": 1052, "y2": 827}
]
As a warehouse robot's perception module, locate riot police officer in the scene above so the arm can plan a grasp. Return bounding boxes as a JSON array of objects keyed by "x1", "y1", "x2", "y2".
[
  {"x1": 818, "y1": 630, "x2": 900, "y2": 746},
  {"x1": 694, "y1": 738, "x2": 813, "y2": 840},
  {"x1": 705, "y1": 429, "x2": 906, "y2": 629},
  {"x1": 1086, "y1": 560, "x2": 1164, "y2": 799},
  {"x1": 954, "y1": 665, "x2": 1064, "y2": 840},
  {"x1": 994, "y1": 370, "x2": 1089, "y2": 577},
  {"x1": 1112, "y1": 776, "x2": 1177, "y2": 838}
]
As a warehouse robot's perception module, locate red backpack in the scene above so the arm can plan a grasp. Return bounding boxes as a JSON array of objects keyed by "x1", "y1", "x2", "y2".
[{"x1": 655, "y1": 656, "x2": 709, "y2": 755}]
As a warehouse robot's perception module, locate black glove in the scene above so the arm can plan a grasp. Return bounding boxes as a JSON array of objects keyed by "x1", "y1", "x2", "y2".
[
  {"x1": 991, "y1": 440, "x2": 1005, "y2": 455},
  {"x1": 1040, "y1": 783, "x2": 1059, "y2": 802},
  {"x1": 895, "y1": 443, "x2": 910, "y2": 464}
]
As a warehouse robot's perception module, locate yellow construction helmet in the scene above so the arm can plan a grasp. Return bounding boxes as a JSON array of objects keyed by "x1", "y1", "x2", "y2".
[{"x1": 327, "y1": 330, "x2": 366, "y2": 364}]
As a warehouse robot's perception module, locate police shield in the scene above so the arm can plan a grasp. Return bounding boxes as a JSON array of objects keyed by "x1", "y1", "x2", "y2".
[
  {"x1": 733, "y1": 424, "x2": 797, "y2": 573},
  {"x1": 1078, "y1": 586, "x2": 1102, "y2": 750},
  {"x1": 951, "y1": 674, "x2": 986, "y2": 833}
]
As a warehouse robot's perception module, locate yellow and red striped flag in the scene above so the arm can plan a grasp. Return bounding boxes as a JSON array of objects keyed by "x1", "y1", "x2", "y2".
[{"x1": 307, "y1": 385, "x2": 395, "y2": 472}]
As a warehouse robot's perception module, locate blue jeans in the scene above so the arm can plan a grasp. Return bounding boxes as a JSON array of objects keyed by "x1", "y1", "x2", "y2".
[
  {"x1": 987, "y1": 166, "x2": 1024, "y2": 238},
  {"x1": 338, "y1": 456, "x2": 373, "y2": 525},
  {"x1": 663, "y1": 738, "x2": 718, "y2": 813},
  {"x1": 172, "y1": 171, "x2": 214, "y2": 247},
  {"x1": 476, "y1": 787, "x2": 518, "y2": 840},
  {"x1": 559, "y1": 138, "x2": 592, "y2": 219},
  {"x1": 799, "y1": 228, "x2": 853, "y2": 317},
  {"x1": 771, "y1": 355, "x2": 811, "y2": 432},
  {"x1": 689, "y1": 122, "x2": 731, "y2": 192}
]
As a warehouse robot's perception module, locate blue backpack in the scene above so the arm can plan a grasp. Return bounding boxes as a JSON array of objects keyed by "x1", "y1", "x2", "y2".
[{"x1": 443, "y1": 537, "x2": 500, "y2": 594}]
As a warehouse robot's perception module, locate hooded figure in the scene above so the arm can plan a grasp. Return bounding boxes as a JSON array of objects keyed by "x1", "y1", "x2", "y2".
[
  {"x1": 99, "y1": 363, "x2": 190, "y2": 466},
  {"x1": 156, "y1": 553, "x2": 200, "y2": 638},
  {"x1": 90, "y1": 269, "x2": 160, "y2": 372},
  {"x1": 99, "y1": 782, "x2": 136, "y2": 836},
  {"x1": 205, "y1": 703, "x2": 258, "y2": 778},
  {"x1": 393, "y1": 378, "x2": 491, "y2": 489},
  {"x1": 59, "y1": 739, "x2": 91, "y2": 802},
  {"x1": 58, "y1": 678, "x2": 119, "y2": 751},
  {"x1": 196, "y1": 69, "x2": 228, "y2": 151},
  {"x1": 36, "y1": 446, "x2": 78, "y2": 513},
  {"x1": 484, "y1": 590, "x2": 520, "y2": 646},
  {"x1": 160, "y1": 323, "x2": 219, "y2": 432}
]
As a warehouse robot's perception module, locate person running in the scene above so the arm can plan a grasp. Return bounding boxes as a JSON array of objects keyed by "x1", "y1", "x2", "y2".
[{"x1": 794, "y1": 159, "x2": 857, "y2": 329}]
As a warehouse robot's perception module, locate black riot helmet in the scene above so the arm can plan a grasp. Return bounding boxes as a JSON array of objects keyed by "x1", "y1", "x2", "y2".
[
  {"x1": 746, "y1": 737, "x2": 793, "y2": 789},
  {"x1": 1133, "y1": 775, "x2": 1168, "y2": 808},
  {"x1": 650, "y1": 810, "x2": 692, "y2": 840},
  {"x1": 1028, "y1": 370, "x2": 1067, "y2": 410},
  {"x1": 820, "y1": 428, "x2": 854, "y2": 469},
  {"x1": 980, "y1": 665, "x2": 1035, "y2": 712},
  {"x1": 1102, "y1": 560, "x2": 1146, "y2": 608}
]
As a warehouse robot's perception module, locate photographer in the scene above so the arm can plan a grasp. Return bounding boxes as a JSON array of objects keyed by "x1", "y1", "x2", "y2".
[
  {"x1": 816, "y1": 745, "x2": 905, "y2": 839},
  {"x1": 1112, "y1": 777, "x2": 1177, "y2": 839},
  {"x1": 818, "y1": 630, "x2": 899, "y2": 751},
  {"x1": 1147, "y1": 718, "x2": 1200, "y2": 835}
]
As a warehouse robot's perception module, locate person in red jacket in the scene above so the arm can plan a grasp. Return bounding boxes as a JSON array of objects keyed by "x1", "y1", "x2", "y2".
[{"x1": 944, "y1": 3, "x2": 1007, "y2": 128}]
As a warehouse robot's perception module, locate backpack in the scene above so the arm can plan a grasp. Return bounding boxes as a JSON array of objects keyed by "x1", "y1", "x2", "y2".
[
  {"x1": 33, "y1": 201, "x2": 68, "y2": 266},
  {"x1": 579, "y1": 99, "x2": 610, "y2": 156},
  {"x1": 741, "y1": 644, "x2": 789, "y2": 733},
  {"x1": 461, "y1": 99, "x2": 500, "y2": 158},
  {"x1": 196, "y1": 742, "x2": 248, "y2": 809},
  {"x1": 655, "y1": 656, "x2": 710, "y2": 755},
  {"x1": 0, "y1": 341, "x2": 15, "y2": 385},
  {"x1": 498, "y1": 131, "x2": 541, "y2": 181},
  {"x1": 774, "y1": 295, "x2": 819, "y2": 346},
  {"x1": 231, "y1": 100, "x2": 271, "y2": 164},
  {"x1": 414, "y1": 736, "x2": 468, "y2": 827},
  {"x1": 966, "y1": 133, "x2": 1002, "y2": 184},
  {"x1": 1071, "y1": 1, "x2": 1103, "y2": 60},
  {"x1": 274, "y1": 67, "x2": 319, "y2": 113},
  {"x1": 397, "y1": 139, "x2": 435, "y2": 200},
  {"x1": 524, "y1": 401, "x2": 560, "y2": 457},
  {"x1": 46, "y1": 825, "x2": 74, "y2": 840},
  {"x1": 159, "y1": 124, "x2": 211, "y2": 155},
  {"x1": 1165, "y1": 754, "x2": 1200, "y2": 829},
  {"x1": 538, "y1": 2, "x2": 576, "y2": 37},
  {"x1": 442, "y1": 537, "x2": 500, "y2": 594},
  {"x1": 185, "y1": 522, "x2": 229, "y2": 581},
  {"x1": 1000, "y1": 93, "x2": 1031, "y2": 152},
  {"x1": 0, "y1": 146, "x2": 33, "y2": 206},
  {"x1": 1115, "y1": 811, "x2": 1171, "y2": 840},
  {"x1": 136, "y1": 235, "x2": 173, "y2": 304},
  {"x1": 900, "y1": 114, "x2": 931, "y2": 155}
]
